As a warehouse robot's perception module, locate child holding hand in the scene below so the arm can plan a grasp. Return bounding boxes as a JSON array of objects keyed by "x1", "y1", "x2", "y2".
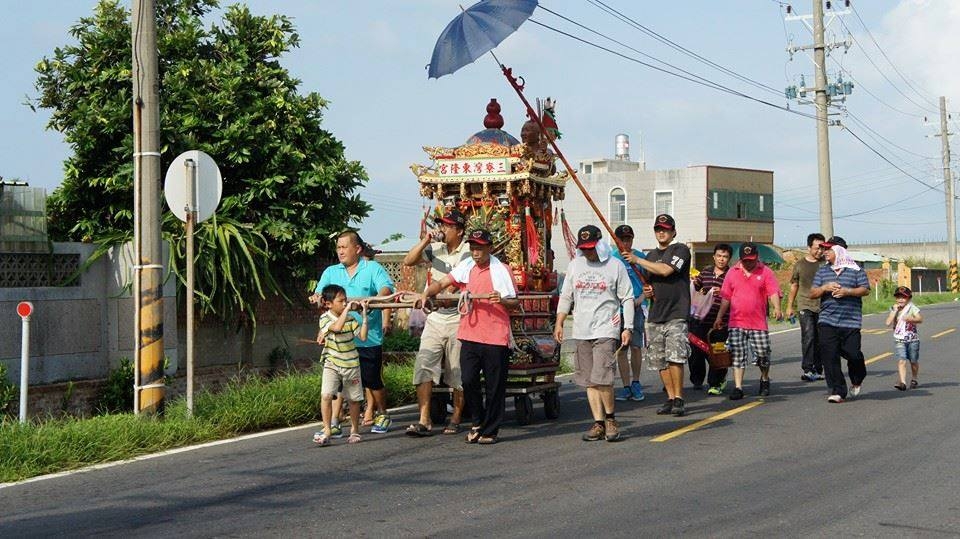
[{"x1": 885, "y1": 286, "x2": 922, "y2": 391}]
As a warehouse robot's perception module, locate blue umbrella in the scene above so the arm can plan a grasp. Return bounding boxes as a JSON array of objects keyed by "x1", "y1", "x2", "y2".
[{"x1": 428, "y1": 0, "x2": 538, "y2": 79}]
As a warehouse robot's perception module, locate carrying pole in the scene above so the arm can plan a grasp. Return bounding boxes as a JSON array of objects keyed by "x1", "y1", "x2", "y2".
[{"x1": 499, "y1": 64, "x2": 647, "y2": 284}]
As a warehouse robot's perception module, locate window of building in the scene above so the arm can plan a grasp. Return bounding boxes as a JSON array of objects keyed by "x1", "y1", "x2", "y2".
[
  {"x1": 654, "y1": 190, "x2": 673, "y2": 217},
  {"x1": 713, "y1": 191, "x2": 718, "y2": 209},
  {"x1": 759, "y1": 195, "x2": 764, "y2": 212},
  {"x1": 584, "y1": 163, "x2": 592, "y2": 174},
  {"x1": 610, "y1": 187, "x2": 626, "y2": 225}
]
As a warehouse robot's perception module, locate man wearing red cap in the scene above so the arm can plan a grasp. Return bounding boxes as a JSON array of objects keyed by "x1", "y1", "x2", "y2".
[
  {"x1": 421, "y1": 228, "x2": 518, "y2": 444},
  {"x1": 713, "y1": 242, "x2": 783, "y2": 399},
  {"x1": 555, "y1": 225, "x2": 634, "y2": 442},
  {"x1": 402, "y1": 209, "x2": 469, "y2": 436},
  {"x1": 621, "y1": 214, "x2": 692, "y2": 417}
]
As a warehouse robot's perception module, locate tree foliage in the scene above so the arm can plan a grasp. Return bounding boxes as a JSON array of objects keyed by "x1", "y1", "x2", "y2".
[{"x1": 34, "y1": 0, "x2": 370, "y2": 322}]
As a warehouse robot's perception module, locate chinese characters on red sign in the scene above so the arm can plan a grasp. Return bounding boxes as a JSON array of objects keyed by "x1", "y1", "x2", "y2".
[{"x1": 436, "y1": 158, "x2": 509, "y2": 177}]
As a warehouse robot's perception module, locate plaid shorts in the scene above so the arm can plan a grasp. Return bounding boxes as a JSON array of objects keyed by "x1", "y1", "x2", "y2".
[{"x1": 727, "y1": 328, "x2": 771, "y2": 369}]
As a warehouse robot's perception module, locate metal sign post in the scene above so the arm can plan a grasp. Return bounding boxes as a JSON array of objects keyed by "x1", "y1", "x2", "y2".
[
  {"x1": 185, "y1": 159, "x2": 197, "y2": 416},
  {"x1": 164, "y1": 150, "x2": 222, "y2": 417},
  {"x1": 16, "y1": 301, "x2": 33, "y2": 423}
]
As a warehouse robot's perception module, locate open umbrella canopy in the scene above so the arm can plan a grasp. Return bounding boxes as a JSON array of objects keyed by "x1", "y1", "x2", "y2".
[
  {"x1": 728, "y1": 242, "x2": 784, "y2": 264},
  {"x1": 428, "y1": 0, "x2": 538, "y2": 79}
]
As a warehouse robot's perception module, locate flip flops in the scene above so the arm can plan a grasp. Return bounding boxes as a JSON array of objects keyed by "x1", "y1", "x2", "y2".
[
  {"x1": 465, "y1": 427, "x2": 482, "y2": 444},
  {"x1": 405, "y1": 423, "x2": 434, "y2": 437},
  {"x1": 347, "y1": 432, "x2": 362, "y2": 444},
  {"x1": 894, "y1": 383, "x2": 907, "y2": 391},
  {"x1": 478, "y1": 435, "x2": 498, "y2": 445},
  {"x1": 442, "y1": 422, "x2": 461, "y2": 435},
  {"x1": 910, "y1": 380, "x2": 919, "y2": 389}
]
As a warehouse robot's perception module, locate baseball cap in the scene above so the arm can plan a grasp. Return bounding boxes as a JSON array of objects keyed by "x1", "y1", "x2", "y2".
[
  {"x1": 653, "y1": 214, "x2": 675, "y2": 230},
  {"x1": 434, "y1": 209, "x2": 466, "y2": 227},
  {"x1": 739, "y1": 242, "x2": 759, "y2": 260},
  {"x1": 466, "y1": 229, "x2": 492, "y2": 245},
  {"x1": 614, "y1": 224, "x2": 634, "y2": 238},
  {"x1": 576, "y1": 225, "x2": 602, "y2": 249},
  {"x1": 820, "y1": 236, "x2": 847, "y2": 249},
  {"x1": 893, "y1": 286, "x2": 913, "y2": 298}
]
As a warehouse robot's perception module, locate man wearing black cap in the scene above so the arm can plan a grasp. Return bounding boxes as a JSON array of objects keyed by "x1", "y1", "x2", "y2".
[
  {"x1": 611, "y1": 224, "x2": 647, "y2": 402},
  {"x1": 402, "y1": 209, "x2": 469, "y2": 436},
  {"x1": 555, "y1": 225, "x2": 635, "y2": 442},
  {"x1": 421, "y1": 228, "x2": 519, "y2": 444},
  {"x1": 621, "y1": 214, "x2": 692, "y2": 416},
  {"x1": 713, "y1": 242, "x2": 783, "y2": 399},
  {"x1": 810, "y1": 236, "x2": 870, "y2": 403}
]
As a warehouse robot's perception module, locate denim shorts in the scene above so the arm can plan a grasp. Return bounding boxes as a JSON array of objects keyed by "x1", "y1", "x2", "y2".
[{"x1": 894, "y1": 340, "x2": 920, "y2": 363}]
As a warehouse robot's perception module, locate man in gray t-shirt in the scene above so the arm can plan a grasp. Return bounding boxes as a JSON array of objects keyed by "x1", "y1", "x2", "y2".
[
  {"x1": 555, "y1": 225, "x2": 634, "y2": 442},
  {"x1": 786, "y1": 233, "x2": 826, "y2": 381}
]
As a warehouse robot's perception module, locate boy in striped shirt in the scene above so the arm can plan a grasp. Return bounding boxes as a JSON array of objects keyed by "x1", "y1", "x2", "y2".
[{"x1": 313, "y1": 284, "x2": 369, "y2": 446}]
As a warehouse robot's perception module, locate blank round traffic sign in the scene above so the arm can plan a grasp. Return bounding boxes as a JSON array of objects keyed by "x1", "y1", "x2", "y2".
[
  {"x1": 17, "y1": 301, "x2": 33, "y2": 318},
  {"x1": 164, "y1": 150, "x2": 223, "y2": 223}
]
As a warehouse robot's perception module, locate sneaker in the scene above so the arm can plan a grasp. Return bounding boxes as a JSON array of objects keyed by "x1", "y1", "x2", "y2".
[
  {"x1": 801, "y1": 371, "x2": 817, "y2": 382},
  {"x1": 329, "y1": 423, "x2": 344, "y2": 439},
  {"x1": 604, "y1": 419, "x2": 621, "y2": 442},
  {"x1": 370, "y1": 414, "x2": 391, "y2": 434},
  {"x1": 656, "y1": 399, "x2": 674, "y2": 415},
  {"x1": 690, "y1": 383, "x2": 705, "y2": 391},
  {"x1": 758, "y1": 379, "x2": 770, "y2": 397},
  {"x1": 615, "y1": 387, "x2": 631, "y2": 401},
  {"x1": 815, "y1": 372, "x2": 825, "y2": 380},
  {"x1": 630, "y1": 381, "x2": 645, "y2": 401},
  {"x1": 827, "y1": 394, "x2": 844, "y2": 403},
  {"x1": 707, "y1": 385, "x2": 723, "y2": 396},
  {"x1": 849, "y1": 385, "x2": 861, "y2": 398},
  {"x1": 729, "y1": 387, "x2": 744, "y2": 401},
  {"x1": 672, "y1": 397, "x2": 686, "y2": 417},
  {"x1": 582, "y1": 422, "x2": 605, "y2": 441}
]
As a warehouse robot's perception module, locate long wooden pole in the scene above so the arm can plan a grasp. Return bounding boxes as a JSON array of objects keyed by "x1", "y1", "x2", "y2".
[{"x1": 499, "y1": 65, "x2": 647, "y2": 285}]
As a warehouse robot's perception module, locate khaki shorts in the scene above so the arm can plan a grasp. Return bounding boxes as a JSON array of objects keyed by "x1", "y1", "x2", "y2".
[
  {"x1": 412, "y1": 313, "x2": 462, "y2": 389},
  {"x1": 322, "y1": 363, "x2": 364, "y2": 402},
  {"x1": 573, "y1": 338, "x2": 619, "y2": 387},
  {"x1": 645, "y1": 319, "x2": 690, "y2": 370}
]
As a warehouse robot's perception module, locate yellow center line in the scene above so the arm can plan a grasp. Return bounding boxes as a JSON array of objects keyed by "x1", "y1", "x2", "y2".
[
  {"x1": 651, "y1": 401, "x2": 763, "y2": 443},
  {"x1": 865, "y1": 352, "x2": 892, "y2": 365},
  {"x1": 931, "y1": 328, "x2": 956, "y2": 339}
]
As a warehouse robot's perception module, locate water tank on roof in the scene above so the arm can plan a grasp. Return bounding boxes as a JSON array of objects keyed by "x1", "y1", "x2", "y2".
[{"x1": 615, "y1": 134, "x2": 630, "y2": 160}]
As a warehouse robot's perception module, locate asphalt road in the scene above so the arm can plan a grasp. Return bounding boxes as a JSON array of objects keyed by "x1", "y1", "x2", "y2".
[{"x1": 3, "y1": 303, "x2": 960, "y2": 538}]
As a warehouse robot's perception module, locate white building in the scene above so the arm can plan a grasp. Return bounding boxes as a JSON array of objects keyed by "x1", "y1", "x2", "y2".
[{"x1": 552, "y1": 135, "x2": 774, "y2": 272}]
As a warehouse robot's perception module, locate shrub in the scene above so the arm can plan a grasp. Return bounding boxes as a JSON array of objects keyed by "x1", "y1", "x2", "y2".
[
  {"x1": 382, "y1": 360, "x2": 415, "y2": 408},
  {"x1": 0, "y1": 363, "x2": 17, "y2": 417},
  {"x1": 96, "y1": 359, "x2": 134, "y2": 414},
  {"x1": 382, "y1": 329, "x2": 420, "y2": 353}
]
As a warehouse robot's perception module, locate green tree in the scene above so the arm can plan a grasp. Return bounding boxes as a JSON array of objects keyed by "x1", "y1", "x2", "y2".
[{"x1": 33, "y1": 0, "x2": 370, "y2": 322}]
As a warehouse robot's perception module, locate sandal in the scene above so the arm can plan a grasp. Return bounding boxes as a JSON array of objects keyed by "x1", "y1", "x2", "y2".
[
  {"x1": 910, "y1": 380, "x2": 919, "y2": 389},
  {"x1": 405, "y1": 423, "x2": 434, "y2": 437},
  {"x1": 442, "y1": 422, "x2": 461, "y2": 435},
  {"x1": 894, "y1": 383, "x2": 907, "y2": 391},
  {"x1": 347, "y1": 432, "x2": 362, "y2": 444},
  {"x1": 361, "y1": 418, "x2": 376, "y2": 427},
  {"x1": 312, "y1": 432, "x2": 330, "y2": 446},
  {"x1": 465, "y1": 427, "x2": 482, "y2": 444},
  {"x1": 478, "y1": 435, "x2": 498, "y2": 445}
]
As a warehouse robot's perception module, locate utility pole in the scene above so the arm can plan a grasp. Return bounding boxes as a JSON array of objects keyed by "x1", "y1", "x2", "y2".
[
  {"x1": 131, "y1": 0, "x2": 165, "y2": 414},
  {"x1": 784, "y1": 1, "x2": 853, "y2": 238},
  {"x1": 938, "y1": 96, "x2": 958, "y2": 292},
  {"x1": 812, "y1": 0, "x2": 833, "y2": 238}
]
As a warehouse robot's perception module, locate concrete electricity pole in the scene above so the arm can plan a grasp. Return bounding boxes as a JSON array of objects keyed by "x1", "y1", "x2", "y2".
[
  {"x1": 131, "y1": 0, "x2": 165, "y2": 414},
  {"x1": 938, "y1": 96, "x2": 958, "y2": 292},
  {"x1": 785, "y1": 2, "x2": 853, "y2": 238},
  {"x1": 813, "y1": 0, "x2": 834, "y2": 238}
]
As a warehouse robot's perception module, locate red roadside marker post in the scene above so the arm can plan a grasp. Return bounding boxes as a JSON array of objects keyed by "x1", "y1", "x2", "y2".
[{"x1": 16, "y1": 301, "x2": 33, "y2": 423}]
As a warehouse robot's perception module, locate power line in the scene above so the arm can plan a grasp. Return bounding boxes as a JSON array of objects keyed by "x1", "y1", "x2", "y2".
[
  {"x1": 843, "y1": 111, "x2": 935, "y2": 160},
  {"x1": 526, "y1": 16, "x2": 820, "y2": 121},
  {"x1": 848, "y1": 1, "x2": 941, "y2": 110},
  {"x1": 842, "y1": 125, "x2": 944, "y2": 194},
  {"x1": 580, "y1": 0, "x2": 785, "y2": 98}
]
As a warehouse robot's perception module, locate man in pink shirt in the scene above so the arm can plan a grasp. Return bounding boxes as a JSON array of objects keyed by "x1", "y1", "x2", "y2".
[
  {"x1": 421, "y1": 228, "x2": 519, "y2": 445},
  {"x1": 713, "y1": 242, "x2": 783, "y2": 400}
]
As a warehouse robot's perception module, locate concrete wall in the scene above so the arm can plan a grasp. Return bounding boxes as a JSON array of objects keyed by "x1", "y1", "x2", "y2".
[{"x1": 1, "y1": 242, "x2": 178, "y2": 386}]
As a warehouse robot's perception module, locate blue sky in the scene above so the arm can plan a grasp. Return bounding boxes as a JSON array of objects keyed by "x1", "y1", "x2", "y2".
[{"x1": 2, "y1": 1, "x2": 958, "y2": 249}]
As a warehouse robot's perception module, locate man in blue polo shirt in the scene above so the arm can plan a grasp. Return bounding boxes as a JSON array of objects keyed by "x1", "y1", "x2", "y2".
[
  {"x1": 810, "y1": 236, "x2": 870, "y2": 403},
  {"x1": 315, "y1": 230, "x2": 395, "y2": 432}
]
